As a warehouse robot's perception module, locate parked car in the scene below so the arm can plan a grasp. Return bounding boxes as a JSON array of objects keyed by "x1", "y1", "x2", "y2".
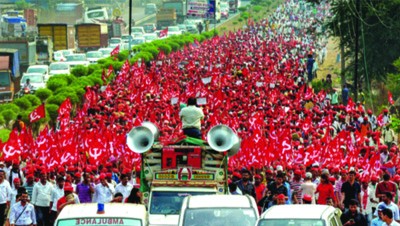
[
  {"x1": 65, "y1": 54, "x2": 89, "y2": 68},
  {"x1": 143, "y1": 23, "x2": 157, "y2": 33},
  {"x1": 167, "y1": 26, "x2": 182, "y2": 37},
  {"x1": 86, "y1": 51, "x2": 103, "y2": 64},
  {"x1": 59, "y1": 49, "x2": 74, "y2": 57},
  {"x1": 53, "y1": 51, "x2": 66, "y2": 62},
  {"x1": 98, "y1": 48, "x2": 113, "y2": 58},
  {"x1": 178, "y1": 24, "x2": 187, "y2": 33},
  {"x1": 221, "y1": 8, "x2": 229, "y2": 19},
  {"x1": 26, "y1": 65, "x2": 49, "y2": 82},
  {"x1": 178, "y1": 195, "x2": 259, "y2": 226},
  {"x1": 256, "y1": 205, "x2": 342, "y2": 226},
  {"x1": 145, "y1": 3, "x2": 157, "y2": 15},
  {"x1": 143, "y1": 33, "x2": 158, "y2": 43},
  {"x1": 108, "y1": 37, "x2": 123, "y2": 49},
  {"x1": 49, "y1": 62, "x2": 70, "y2": 75},
  {"x1": 131, "y1": 37, "x2": 146, "y2": 46},
  {"x1": 130, "y1": 27, "x2": 145, "y2": 37},
  {"x1": 186, "y1": 24, "x2": 198, "y2": 34}
]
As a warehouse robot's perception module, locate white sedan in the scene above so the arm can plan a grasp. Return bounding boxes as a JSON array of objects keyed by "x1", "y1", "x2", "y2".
[
  {"x1": 26, "y1": 65, "x2": 49, "y2": 82},
  {"x1": 167, "y1": 26, "x2": 182, "y2": 37},
  {"x1": 21, "y1": 73, "x2": 46, "y2": 91},
  {"x1": 65, "y1": 54, "x2": 90, "y2": 68},
  {"x1": 49, "y1": 62, "x2": 70, "y2": 75},
  {"x1": 86, "y1": 51, "x2": 103, "y2": 64}
]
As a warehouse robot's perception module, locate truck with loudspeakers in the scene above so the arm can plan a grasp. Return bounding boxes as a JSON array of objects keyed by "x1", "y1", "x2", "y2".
[{"x1": 127, "y1": 122, "x2": 240, "y2": 226}]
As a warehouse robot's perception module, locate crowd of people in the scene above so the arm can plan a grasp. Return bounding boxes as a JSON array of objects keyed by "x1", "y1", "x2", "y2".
[{"x1": 0, "y1": 0, "x2": 399, "y2": 225}]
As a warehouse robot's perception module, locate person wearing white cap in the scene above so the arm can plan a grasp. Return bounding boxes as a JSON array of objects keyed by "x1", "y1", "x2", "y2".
[{"x1": 301, "y1": 172, "x2": 316, "y2": 204}]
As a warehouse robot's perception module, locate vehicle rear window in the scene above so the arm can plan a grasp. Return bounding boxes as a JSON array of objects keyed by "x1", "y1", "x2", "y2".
[
  {"x1": 0, "y1": 72, "x2": 11, "y2": 86},
  {"x1": 257, "y1": 219, "x2": 325, "y2": 226}
]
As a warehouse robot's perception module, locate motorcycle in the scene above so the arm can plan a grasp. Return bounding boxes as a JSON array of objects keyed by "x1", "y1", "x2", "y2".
[{"x1": 16, "y1": 86, "x2": 34, "y2": 98}]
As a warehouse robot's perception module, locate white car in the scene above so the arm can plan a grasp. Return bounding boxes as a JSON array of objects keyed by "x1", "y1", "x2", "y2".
[
  {"x1": 178, "y1": 195, "x2": 259, "y2": 226},
  {"x1": 98, "y1": 48, "x2": 113, "y2": 58},
  {"x1": 26, "y1": 65, "x2": 50, "y2": 82},
  {"x1": 59, "y1": 49, "x2": 74, "y2": 57},
  {"x1": 65, "y1": 54, "x2": 90, "y2": 68},
  {"x1": 49, "y1": 62, "x2": 70, "y2": 75},
  {"x1": 130, "y1": 26, "x2": 145, "y2": 37},
  {"x1": 108, "y1": 37, "x2": 122, "y2": 49},
  {"x1": 53, "y1": 51, "x2": 66, "y2": 62},
  {"x1": 143, "y1": 33, "x2": 158, "y2": 43},
  {"x1": 131, "y1": 37, "x2": 145, "y2": 46},
  {"x1": 21, "y1": 73, "x2": 46, "y2": 91},
  {"x1": 256, "y1": 205, "x2": 342, "y2": 226},
  {"x1": 167, "y1": 26, "x2": 182, "y2": 37},
  {"x1": 86, "y1": 51, "x2": 103, "y2": 64}
]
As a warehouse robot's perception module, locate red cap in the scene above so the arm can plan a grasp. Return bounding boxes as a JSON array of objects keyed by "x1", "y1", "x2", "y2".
[
  {"x1": 74, "y1": 173, "x2": 81, "y2": 178},
  {"x1": 341, "y1": 169, "x2": 348, "y2": 174},
  {"x1": 64, "y1": 185, "x2": 74, "y2": 192},
  {"x1": 371, "y1": 175, "x2": 379, "y2": 182},
  {"x1": 276, "y1": 194, "x2": 286, "y2": 200},
  {"x1": 58, "y1": 166, "x2": 65, "y2": 172},
  {"x1": 254, "y1": 174, "x2": 261, "y2": 179},
  {"x1": 233, "y1": 172, "x2": 242, "y2": 179},
  {"x1": 106, "y1": 173, "x2": 112, "y2": 178},
  {"x1": 26, "y1": 174, "x2": 34, "y2": 179},
  {"x1": 99, "y1": 173, "x2": 106, "y2": 180},
  {"x1": 329, "y1": 177, "x2": 336, "y2": 183},
  {"x1": 393, "y1": 175, "x2": 400, "y2": 183},
  {"x1": 13, "y1": 178, "x2": 21, "y2": 183},
  {"x1": 294, "y1": 170, "x2": 302, "y2": 175}
]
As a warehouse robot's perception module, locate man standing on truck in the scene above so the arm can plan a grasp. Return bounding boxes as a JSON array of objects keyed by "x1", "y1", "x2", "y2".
[{"x1": 179, "y1": 97, "x2": 204, "y2": 139}]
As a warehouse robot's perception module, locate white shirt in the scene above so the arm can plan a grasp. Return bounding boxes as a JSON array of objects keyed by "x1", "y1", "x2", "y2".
[
  {"x1": 9, "y1": 187, "x2": 19, "y2": 207},
  {"x1": 179, "y1": 105, "x2": 204, "y2": 129},
  {"x1": 383, "y1": 221, "x2": 400, "y2": 226},
  {"x1": 31, "y1": 181, "x2": 53, "y2": 207},
  {"x1": 301, "y1": 181, "x2": 317, "y2": 204},
  {"x1": 50, "y1": 186, "x2": 64, "y2": 212},
  {"x1": 374, "y1": 202, "x2": 400, "y2": 220},
  {"x1": 369, "y1": 183, "x2": 379, "y2": 208},
  {"x1": 0, "y1": 180, "x2": 11, "y2": 204},
  {"x1": 9, "y1": 201, "x2": 36, "y2": 225},
  {"x1": 115, "y1": 183, "x2": 133, "y2": 200},
  {"x1": 360, "y1": 186, "x2": 373, "y2": 214},
  {"x1": 94, "y1": 183, "x2": 114, "y2": 203}
]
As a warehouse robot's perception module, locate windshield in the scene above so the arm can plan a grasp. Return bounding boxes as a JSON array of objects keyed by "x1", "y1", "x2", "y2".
[
  {"x1": 87, "y1": 11, "x2": 104, "y2": 18},
  {"x1": 22, "y1": 75, "x2": 43, "y2": 83},
  {"x1": 61, "y1": 50, "x2": 72, "y2": 56},
  {"x1": 184, "y1": 208, "x2": 257, "y2": 226},
  {"x1": 57, "y1": 218, "x2": 142, "y2": 226},
  {"x1": 109, "y1": 39, "x2": 121, "y2": 44},
  {"x1": 221, "y1": 2, "x2": 229, "y2": 9},
  {"x1": 144, "y1": 25, "x2": 154, "y2": 30},
  {"x1": 27, "y1": 67, "x2": 46, "y2": 74},
  {"x1": 132, "y1": 39, "x2": 144, "y2": 45},
  {"x1": 257, "y1": 219, "x2": 325, "y2": 226},
  {"x1": 66, "y1": 55, "x2": 86, "y2": 62},
  {"x1": 50, "y1": 63, "x2": 69, "y2": 71},
  {"x1": 86, "y1": 52, "x2": 103, "y2": 58},
  {"x1": 150, "y1": 191, "x2": 215, "y2": 215},
  {"x1": 168, "y1": 27, "x2": 179, "y2": 32},
  {"x1": 99, "y1": 49, "x2": 112, "y2": 56},
  {"x1": 0, "y1": 72, "x2": 11, "y2": 86},
  {"x1": 132, "y1": 28, "x2": 143, "y2": 33},
  {"x1": 144, "y1": 35, "x2": 156, "y2": 41},
  {"x1": 54, "y1": 52, "x2": 63, "y2": 57}
]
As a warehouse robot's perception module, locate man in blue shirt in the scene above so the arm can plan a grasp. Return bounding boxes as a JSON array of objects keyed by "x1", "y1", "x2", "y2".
[{"x1": 371, "y1": 204, "x2": 385, "y2": 226}]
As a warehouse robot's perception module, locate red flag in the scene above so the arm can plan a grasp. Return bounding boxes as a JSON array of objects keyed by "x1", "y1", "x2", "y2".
[
  {"x1": 388, "y1": 91, "x2": 394, "y2": 105},
  {"x1": 159, "y1": 27, "x2": 168, "y2": 38},
  {"x1": 107, "y1": 65, "x2": 114, "y2": 78},
  {"x1": 29, "y1": 104, "x2": 45, "y2": 123},
  {"x1": 101, "y1": 68, "x2": 107, "y2": 83},
  {"x1": 110, "y1": 45, "x2": 120, "y2": 56}
]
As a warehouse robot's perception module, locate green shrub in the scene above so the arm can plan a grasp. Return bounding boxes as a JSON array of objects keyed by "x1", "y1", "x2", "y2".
[
  {"x1": 142, "y1": 46, "x2": 159, "y2": 58},
  {"x1": 24, "y1": 94, "x2": 42, "y2": 106},
  {"x1": 54, "y1": 87, "x2": 76, "y2": 96},
  {"x1": 233, "y1": 21, "x2": 238, "y2": 25},
  {"x1": 73, "y1": 86, "x2": 85, "y2": 100},
  {"x1": 0, "y1": 115, "x2": 5, "y2": 126},
  {"x1": 0, "y1": 103, "x2": 20, "y2": 114},
  {"x1": 71, "y1": 77, "x2": 94, "y2": 88},
  {"x1": 117, "y1": 50, "x2": 129, "y2": 61},
  {"x1": 71, "y1": 65, "x2": 89, "y2": 77},
  {"x1": 46, "y1": 78, "x2": 68, "y2": 92},
  {"x1": 166, "y1": 41, "x2": 180, "y2": 51},
  {"x1": 46, "y1": 104, "x2": 59, "y2": 122},
  {"x1": 14, "y1": 98, "x2": 32, "y2": 110},
  {"x1": 238, "y1": 17, "x2": 243, "y2": 22},
  {"x1": 88, "y1": 64, "x2": 101, "y2": 75},
  {"x1": 252, "y1": 5, "x2": 262, "y2": 13},
  {"x1": 1, "y1": 110, "x2": 17, "y2": 125},
  {"x1": 156, "y1": 43, "x2": 172, "y2": 55},
  {"x1": 46, "y1": 93, "x2": 68, "y2": 106},
  {"x1": 87, "y1": 75, "x2": 103, "y2": 87},
  {"x1": 238, "y1": 6, "x2": 247, "y2": 13},
  {"x1": 0, "y1": 129, "x2": 11, "y2": 142},
  {"x1": 35, "y1": 88, "x2": 53, "y2": 102}
]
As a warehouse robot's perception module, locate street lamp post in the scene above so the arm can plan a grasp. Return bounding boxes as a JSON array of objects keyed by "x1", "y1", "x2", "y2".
[{"x1": 128, "y1": 0, "x2": 133, "y2": 60}]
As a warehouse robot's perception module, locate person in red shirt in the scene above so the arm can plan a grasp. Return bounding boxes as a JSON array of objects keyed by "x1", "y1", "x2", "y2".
[
  {"x1": 315, "y1": 174, "x2": 336, "y2": 205},
  {"x1": 57, "y1": 185, "x2": 75, "y2": 213},
  {"x1": 375, "y1": 173, "x2": 397, "y2": 201},
  {"x1": 254, "y1": 174, "x2": 266, "y2": 203}
]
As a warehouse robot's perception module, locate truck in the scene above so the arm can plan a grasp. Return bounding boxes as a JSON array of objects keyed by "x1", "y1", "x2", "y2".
[
  {"x1": 127, "y1": 123, "x2": 240, "y2": 226},
  {"x1": 37, "y1": 24, "x2": 68, "y2": 51},
  {"x1": 36, "y1": 36, "x2": 53, "y2": 64},
  {"x1": 0, "y1": 38, "x2": 36, "y2": 72},
  {"x1": 161, "y1": 0, "x2": 187, "y2": 24},
  {"x1": 0, "y1": 49, "x2": 20, "y2": 102},
  {"x1": 228, "y1": 0, "x2": 239, "y2": 13},
  {"x1": 75, "y1": 23, "x2": 108, "y2": 52},
  {"x1": 156, "y1": 8, "x2": 177, "y2": 29},
  {"x1": 54, "y1": 3, "x2": 84, "y2": 25}
]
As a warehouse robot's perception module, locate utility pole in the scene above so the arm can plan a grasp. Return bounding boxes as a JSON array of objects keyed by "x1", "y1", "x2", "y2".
[
  {"x1": 128, "y1": 0, "x2": 133, "y2": 60},
  {"x1": 354, "y1": 0, "x2": 360, "y2": 102}
]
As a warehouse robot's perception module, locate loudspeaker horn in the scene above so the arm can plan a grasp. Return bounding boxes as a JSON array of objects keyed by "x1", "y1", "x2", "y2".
[
  {"x1": 127, "y1": 122, "x2": 159, "y2": 153},
  {"x1": 228, "y1": 133, "x2": 241, "y2": 157},
  {"x1": 207, "y1": 125, "x2": 237, "y2": 152}
]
